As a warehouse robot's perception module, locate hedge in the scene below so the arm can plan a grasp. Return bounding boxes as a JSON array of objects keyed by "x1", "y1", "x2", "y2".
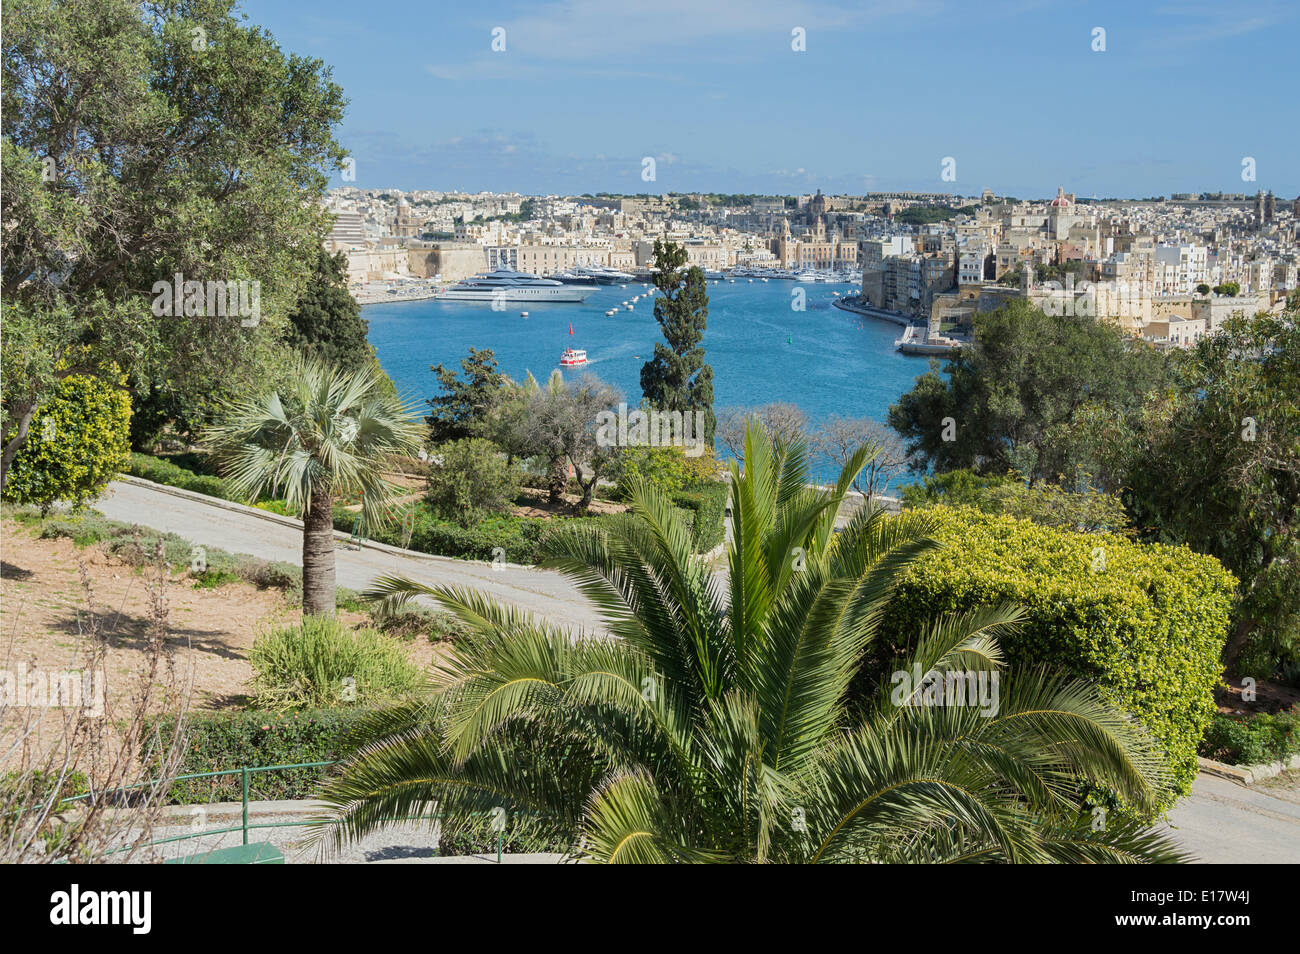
[
  {"x1": 124, "y1": 452, "x2": 235, "y2": 501},
  {"x1": 125, "y1": 452, "x2": 294, "y2": 514},
  {"x1": 670, "y1": 481, "x2": 728, "y2": 553},
  {"x1": 876, "y1": 506, "x2": 1238, "y2": 800},
  {"x1": 336, "y1": 502, "x2": 546, "y2": 562},
  {"x1": 336, "y1": 502, "x2": 635, "y2": 563},
  {"x1": 145, "y1": 709, "x2": 371, "y2": 804}
]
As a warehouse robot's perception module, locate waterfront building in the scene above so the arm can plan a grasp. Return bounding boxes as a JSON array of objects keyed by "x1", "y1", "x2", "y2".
[
  {"x1": 770, "y1": 217, "x2": 857, "y2": 270},
  {"x1": 326, "y1": 210, "x2": 368, "y2": 252},
  {"x1": 322, "y1": 184, "x2": 1295, "y2": 349},
  {"x1": 389, "y1": 197, "x2": 422, "y2": 238}
]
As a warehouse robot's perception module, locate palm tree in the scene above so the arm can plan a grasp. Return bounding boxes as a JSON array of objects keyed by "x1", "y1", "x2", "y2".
[
  {"x1": 311, "y1": 422, "x2": 1186, "y2": 863},
  {"x1": 205, "y1": 357, "x2": 424, "y2": 615}
]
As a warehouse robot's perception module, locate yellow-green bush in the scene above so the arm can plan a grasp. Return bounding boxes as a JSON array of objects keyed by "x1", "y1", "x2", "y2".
[
  {"x1": 248, "y1": 616, "x2": 423, "y2": 710},
  {"x1": 876, "y1": 506, "x2": 1237, "y2": 798},
  {"x1": 3, "y1": 364, "x2": 131, "y2": 510}
]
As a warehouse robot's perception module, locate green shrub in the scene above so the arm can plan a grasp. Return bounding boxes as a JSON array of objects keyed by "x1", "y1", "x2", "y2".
[
  {"x1": 3, "y1": 365, "x2": 132, "y2": 510},
  {"x1": 160, "y1": 451, "x2": 221, "y2": 476},
  {"x1": 876, "y1": 506, "x2": 1238, "y2": 800},
  {"x1": 248, "y1": 616, "x2": 423, "y2": 710},
  {"x1": 613, "y1": 445, "x2": 700, "y2": 498},
  {"x1": 670, "y1": 481, "x2": 728, "y2": 552},
  {"x1": 146, "y1": 709, "x2": 369, "y2": 803},
  {"x1": 902, "y1": 469, "x2": 1130, "y2": 534},
  {"x1": 191, "y1": 568, "x2": 242, "y2": 589},
  {"x1": 336, "y1": 500, "x2": 617, "y2": 564},
  {"x1": 124, "y1": 452, "x2": 237, "y2": 500},
  {"x1": 370, "y1": 603, "x2": 472, "y2": 643},
  {"x1": 409, "y1": 513, "x2": 545, "y2": 563},
  {"x1": 1200, "y1": 709, "x2": 1300, "y2": 765},
  {"x1": 900, "y1": 469, "x2": 1016, "y2": 509},
  {"x1": 425, "y1": 438, "x2": 520, "y2": 523},
  {"x1": 0, "y1": 768, "x2": 90, "y2": 807},
  {"x1": 0, "y1": 768, "x2": 91, "y2": 848}
]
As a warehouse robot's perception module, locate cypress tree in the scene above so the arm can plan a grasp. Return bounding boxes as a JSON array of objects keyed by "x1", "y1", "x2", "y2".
[{"x1": 639, "y1": 239, "x2": 716, "y2": 443}]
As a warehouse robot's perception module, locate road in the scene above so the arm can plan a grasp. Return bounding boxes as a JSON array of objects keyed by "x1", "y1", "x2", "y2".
[
  {"x1": 1164, "y1": 772, "x2": 1300, "y2": 864},
  {"x1": 95, "y1": 480, "x2": 605, "y2": 635}
]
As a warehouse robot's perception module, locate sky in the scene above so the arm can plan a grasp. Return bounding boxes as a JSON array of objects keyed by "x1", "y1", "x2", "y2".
[{"x1": 242, "y1": 0, "x2": 1299, "y2": 199}]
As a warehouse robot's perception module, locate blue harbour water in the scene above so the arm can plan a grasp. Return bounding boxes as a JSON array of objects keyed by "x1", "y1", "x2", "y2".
[{"x1": 365, "y1": 280, "x2": 931, "y2": 480}]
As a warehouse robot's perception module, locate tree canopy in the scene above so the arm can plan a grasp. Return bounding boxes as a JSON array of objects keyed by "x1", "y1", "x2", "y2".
[
  {"x1": 286, "y1": 250, "x2": 372, "y2": 370},
  {"x1": 2, "y1": 0, "x2": 347, "y2": 482},
  {"x1": 887, "y1": 299, "x2": 1169, "y2": 486},
  {"x1": 426, "y1": 348, "x2": 506, "y2": 444},
  {"x1": 1117, "y1": 308, "x2": 1299, "y2": 672}
]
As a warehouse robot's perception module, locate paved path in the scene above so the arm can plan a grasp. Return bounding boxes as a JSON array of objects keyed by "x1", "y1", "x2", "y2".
[
  {"x1": 1164, "y1": 772, "x2": 1300, "y2": 864},
  {"x1": 95, "y1": 480, "x2": 604, "y2": 635}
]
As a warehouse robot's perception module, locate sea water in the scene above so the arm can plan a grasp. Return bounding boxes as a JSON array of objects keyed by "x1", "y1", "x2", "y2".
[{"x1": 365, "y1": 279, "x2": 933, "y2": 482}]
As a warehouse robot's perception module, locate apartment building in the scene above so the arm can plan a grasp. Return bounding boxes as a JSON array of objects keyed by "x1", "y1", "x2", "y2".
[{"x1": 1152, "y1": 244, "x2": 1209, "y2": 295}]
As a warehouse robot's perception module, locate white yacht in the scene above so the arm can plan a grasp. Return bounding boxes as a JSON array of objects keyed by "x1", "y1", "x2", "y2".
[
  {"x1": 555, "y1": 264, "x2": 636, "y2": 285},
  {"x1": 439, "y1": 269, "x2": 597, "y2": 302}
]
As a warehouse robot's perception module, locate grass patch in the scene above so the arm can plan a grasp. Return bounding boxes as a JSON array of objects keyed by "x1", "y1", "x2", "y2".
[
  {"x1": 336, "y1": 588, "x2": 367, "y2": 613},
  {"x1": 191, "y1": 568, "x2": 243, "y2": 589}
]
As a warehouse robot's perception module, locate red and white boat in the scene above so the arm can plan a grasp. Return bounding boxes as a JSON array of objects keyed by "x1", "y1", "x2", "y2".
[{"x1": 559, "y1": 348, "x2": 588, "y2": 367}]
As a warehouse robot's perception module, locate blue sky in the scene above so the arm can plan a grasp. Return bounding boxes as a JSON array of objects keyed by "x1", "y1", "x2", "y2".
[{"x1": 243, "y1": 0, "x2": 1299, "y2": 198}]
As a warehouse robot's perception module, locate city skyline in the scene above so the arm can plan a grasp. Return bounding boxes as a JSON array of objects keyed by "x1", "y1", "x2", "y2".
[{"x1": 246, "y1": 0, "x2": 1300, "y2": 197}]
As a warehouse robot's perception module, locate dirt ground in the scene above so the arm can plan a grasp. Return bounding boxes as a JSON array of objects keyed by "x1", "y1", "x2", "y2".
[
  {"x1": 0, "y1": 519, "x2": 447, "y2": 716},
  {"x1": 512, "y1": 486, "x2": 629, "y2": 518},
  {"x1": 1214, "y1": 678, "x2": 1300, "y2": 716},
  {"x1": 1250, "y1": 768, "x2": 1300, "y2": 804}
]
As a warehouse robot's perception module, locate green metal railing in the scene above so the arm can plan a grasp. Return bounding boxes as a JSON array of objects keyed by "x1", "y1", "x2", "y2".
[{"x1": 49, "y1": 761, "x2": 504, "y2": 863}]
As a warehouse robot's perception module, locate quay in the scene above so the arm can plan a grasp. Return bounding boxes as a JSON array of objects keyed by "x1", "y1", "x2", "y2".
[{"x1": 833, "y1": 296, "x2": 965, "y2": 356}]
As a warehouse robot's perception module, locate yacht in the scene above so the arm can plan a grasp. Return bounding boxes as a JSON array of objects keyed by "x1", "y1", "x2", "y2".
[
  {"x1": 439, "y1": 270, "x2": 597, "y2": 302},
  {"x1": 555, "y1": 265, "x2": 636, "y2": 285}
]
